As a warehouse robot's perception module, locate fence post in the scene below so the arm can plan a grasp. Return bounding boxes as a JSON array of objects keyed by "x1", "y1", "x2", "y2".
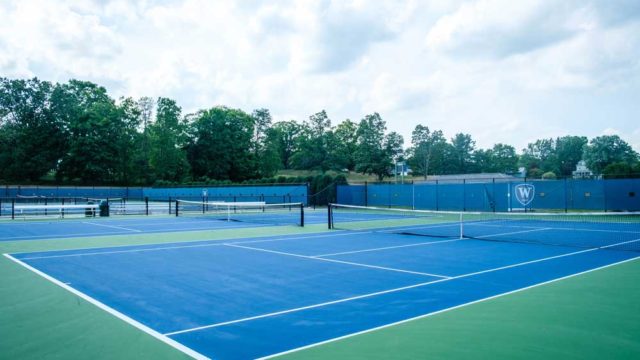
[
  {"x1": 603, "y1": 179, "x2": 608, "y2": 212},
  {"x1": 364, "y1": 181, "x2": 368, "y2": 207},
  {"x1": 564, "y1": 178, "x2": 568, "y2": 213},
  {"x1": 435, "y1": 180, "x2": 439, "y2": 211},
  {"x1": 463, "y1": 179, "x2": 467, "y2": 212}
]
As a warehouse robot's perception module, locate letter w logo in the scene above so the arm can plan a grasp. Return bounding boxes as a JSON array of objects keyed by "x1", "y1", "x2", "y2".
[{"x1": 514, "y1": 184, "x2": 535, "y2": 206}]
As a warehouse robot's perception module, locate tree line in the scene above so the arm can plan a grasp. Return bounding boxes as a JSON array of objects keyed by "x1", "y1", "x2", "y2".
[{"x1": 1, "y1": 77, "x2": 638, "y2": 185}]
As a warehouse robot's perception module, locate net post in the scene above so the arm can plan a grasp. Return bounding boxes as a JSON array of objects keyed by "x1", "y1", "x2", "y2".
[
  {"x1": 169, "y1": 196, "x2": 172, "y2": 215},
  {"x1": 44, "y1": 197, "x2": 48, "y2": 216},
  {"x1": 175, "y1": 200, "x2": 179, "y2": 217},
  {"x1": 300, "y1": 203, "x2": 304, "y2": 227},
  {"x1": 145, "y1": 196, "x2": 149, "y2": 216},
  {"x1": 61, "y1": 198, "x2": 65, "y2": 218},
  {"x1": 328, "y1": 204, "x2": 333, "y2": 229},
  {"x1": 11, "y1": 198, "x2": 15, "y2": 220},
  {"x1": 459, "y1": 212, "x2": 464, "y2": 239}
]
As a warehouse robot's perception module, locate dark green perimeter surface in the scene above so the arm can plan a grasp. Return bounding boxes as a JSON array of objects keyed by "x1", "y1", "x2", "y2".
[
  {"x1": 279, "y1": 257, "x2": 640, "y2": 360},
  {"x1": 1, "y1": 218, "x2": 639, "y2": 359}
]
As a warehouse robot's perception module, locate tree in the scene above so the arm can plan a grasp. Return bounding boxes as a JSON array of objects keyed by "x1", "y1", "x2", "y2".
[
  {"x1": 555, "y1": 136, "x2": 588, "y2": 176},
  {"x1": 185, "y1": 107, "x2": 256, "y2": 181},
  {"x1": 290, "y1": 110, "x2": 332, "y2": 171},
  {"x1": 137, "y1": 97, "x2": 155, "y2": 183},
  {"x1": 0, "y1": 78, "x2": 66, "y2": 182},
  {"x1": 55, "y1": 80, "x2": 128, "y2": 184},
  {"x1": 114, "y1": 97, "x2": 145, "y2": 184},
  {"x1": 483, "y1": 143, "x2": 518, "y2": 173},
  {"x1": 354, "y1": 113, "x2": 403, "y2": 181},
  {"x1": 250, "y1": 108, "x2": 280, "y2": 177},
  {"x1": 329, "y1": 119, "x2": 358, "y2": 171},
  {"x1": 602, "y1": 162, "x2": 640, "y2": 179},
  {"x1": 407, "y1": 125, "x2": 448, "y2": 179},
  {"x1": 266, "y1": 121, "x2": 300, "y2": 170},
  {"x1": 583, "y1": 135, "x2": 638, "y2": 175},
  {"x1": 148, "y1": 98, "x2": 190, "y2": 182},
  {"x1": 520, "y1": 138, "x2": 558, "y2": 175},
  {"x1": 446, "y1": 133, "x2": 476, "y2": 174}
]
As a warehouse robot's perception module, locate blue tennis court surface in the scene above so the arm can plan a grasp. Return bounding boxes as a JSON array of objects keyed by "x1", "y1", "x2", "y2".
[
  {"x1": 9, "y1": 218, "x2": 640, "y2": 359},
  {"x1": 0, "y1": 210, "x2": 328, "y2": 241}
]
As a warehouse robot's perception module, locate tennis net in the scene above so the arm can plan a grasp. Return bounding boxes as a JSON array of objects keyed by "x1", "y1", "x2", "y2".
[
  {"x1": 176, "y1": 200, "x2": 304, "y2": 227},
  {"x1": 328, "y1": 204, "x2": 640, "y2": 252}
]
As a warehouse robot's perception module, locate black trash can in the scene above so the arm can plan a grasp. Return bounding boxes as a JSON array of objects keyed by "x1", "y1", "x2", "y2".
[{"x1": 99, "y1": 200, "x2": 110, "y2": 217}]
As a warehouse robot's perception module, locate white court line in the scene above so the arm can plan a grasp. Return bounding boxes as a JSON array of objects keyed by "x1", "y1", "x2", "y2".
[
  {"x1": 346, "y1": 221, "x2": 459, "y2": 232},
  {"x1": 473, "y1": 222, "x2": 640, "y2": 235},
  {"x1": 258, "y1": 254, "x2": 640, "y2": 360},
  {"x1": 476, "y1": 227, "x2": 552, "y2": 239},
  {"x1": 83, "y1": 222, "x2": 142, "y2": 233},
  {"x1": 2, "y1": 253, "x2": 209, "y2": 360},
  {"x1": 313, "y1": 238, "x2": 464, "y2": 258},
  {"x1": 315, "y1": 227, "x2": 551, "y2": 258},
  {"x1": 0, "y1": 230, "x2": 134, "y2": 240},
  {"x1": 17, "y1": 231, "x2": 363, "y2": 261},
  {"x1": 0, "y1": 224, "x2": 239, "y2": 241},
  {"x1": 166, "y1": 238, "x2": 640, "y2": 337},
  {"x1": 225, "y1": 243, "x2": 449, "y2": 278}
]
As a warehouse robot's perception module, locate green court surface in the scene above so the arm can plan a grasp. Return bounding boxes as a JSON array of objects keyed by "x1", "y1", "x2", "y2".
[{"x1": 1, "y1": 225, "x2": 639, "y2": 359}]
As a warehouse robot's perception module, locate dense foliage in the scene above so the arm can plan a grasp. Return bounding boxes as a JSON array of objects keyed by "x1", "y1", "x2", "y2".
[{"x1": 1, "y1": 77, "x2": 638, "y2": 185}]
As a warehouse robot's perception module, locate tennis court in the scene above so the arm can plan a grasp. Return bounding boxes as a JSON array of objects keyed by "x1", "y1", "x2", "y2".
[
  {"x1": 0, "y1": 203, "x2": 326, "y2": 241},
  {"x1": 4, "y1": 204, "x2": 639, "y2": 359}
]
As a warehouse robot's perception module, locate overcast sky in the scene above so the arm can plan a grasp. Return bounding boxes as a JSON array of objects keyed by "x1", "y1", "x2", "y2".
[{"x1": 1, "y1": 0, "x2": 639, "y2": 152}]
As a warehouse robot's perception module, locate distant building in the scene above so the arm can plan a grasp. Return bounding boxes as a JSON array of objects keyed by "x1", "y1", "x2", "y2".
[{"x1": 572, "y1": 160, "x2": 594, "y2": 179}]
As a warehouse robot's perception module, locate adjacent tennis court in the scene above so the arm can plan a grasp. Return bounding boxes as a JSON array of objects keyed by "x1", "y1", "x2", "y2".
[
  {"x1": 0, "y1": 202, "x2": 325, "y2": 241},
  {"x1": 4, "y1": 204, "x2": 639, "y2": 359}
]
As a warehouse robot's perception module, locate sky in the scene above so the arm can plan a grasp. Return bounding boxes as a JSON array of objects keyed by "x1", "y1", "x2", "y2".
[{"x1": 1, "y1": 0, "x2": 639, "y2": 152}]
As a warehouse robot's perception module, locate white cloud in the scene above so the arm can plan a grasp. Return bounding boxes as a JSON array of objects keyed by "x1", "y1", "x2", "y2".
[{"x1": 0, "y1": 0, "x2": 639, "y2": 153}]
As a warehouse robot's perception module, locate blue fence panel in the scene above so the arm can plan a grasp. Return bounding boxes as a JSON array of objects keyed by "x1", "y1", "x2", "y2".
[
  {"x1": 527, "y1": 180, "x2": 566, "y2": 211},
  {"x1": 464, "y1": 183, "x2": 493, "y2": 211},
  {"x1": 569, "y1": 180, "x2": 605, "y2": 210},
  {"x1": 143, "y1": 185, "x2": 308, "y2": 206},
  {"x1": 413, "y1": 183, "x2": 437, "y2": 210},
  {"x1": 437, "y1": 183, "x2": 465, "y2": 211},
  {"x1": 5, "y1": 186, "x2": 137, "y2": 199},
  {"x1": 337, "y1": 185, "x2": 365, "y2": 206},
  {"x1": 604, "y1": 179, "x2": 640, "y2": 211}
]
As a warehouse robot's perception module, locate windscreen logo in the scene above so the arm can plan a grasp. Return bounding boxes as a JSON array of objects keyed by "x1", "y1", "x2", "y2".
[{"x1": 514, "y1": 184, "x2": 535, "y2": 206}]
